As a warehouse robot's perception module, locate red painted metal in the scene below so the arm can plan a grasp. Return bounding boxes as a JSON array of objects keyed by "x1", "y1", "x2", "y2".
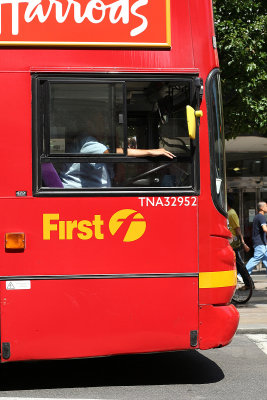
[
  {"x1": 1, "y1": 278, "x2": 199, "y2": 362},
  {"x1": 199, "y1": 304, "x2": 240, "y2": 350},
  {"x1": 0, "y1": 0, "x2": 238, "y2": 362}
]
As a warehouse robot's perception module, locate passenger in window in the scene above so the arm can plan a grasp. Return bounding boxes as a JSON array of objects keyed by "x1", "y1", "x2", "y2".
[
  {"x1": 60, "y1": 135, "x2": 112, "y2": 188},
  {"x1": 59, "y1": 113, "x2": 175, "y2": 189}
]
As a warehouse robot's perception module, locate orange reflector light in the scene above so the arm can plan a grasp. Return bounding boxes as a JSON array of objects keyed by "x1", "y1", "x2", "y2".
[{"x1": 5, "y1": 233, "x2": 25, "y2": 250}]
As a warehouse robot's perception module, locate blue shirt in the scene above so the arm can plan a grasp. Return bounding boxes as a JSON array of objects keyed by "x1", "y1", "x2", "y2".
[
  {"x1": 252, "y1": 213, "x2": 267, "y2": 247},
  {"x1": 60, "y1": 136, "x2": 111, "y2": 188}
]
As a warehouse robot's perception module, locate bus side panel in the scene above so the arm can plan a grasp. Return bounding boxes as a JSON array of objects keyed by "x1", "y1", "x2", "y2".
[
  {"x1": 0, "y1": 277, "x2": 198, "y2": 362},
  {"x1": 0, "y1": 197, "x2": 198, "y2": 361},
  {"x1": 0, "y1": 72, "x2": 32, "y2": 198},
  {"x1": 0, "y1": 197, "x2": 198, "y2": 276},
  {"x1": 0, "y1": 1, "x2": 195, "y2": 73}
]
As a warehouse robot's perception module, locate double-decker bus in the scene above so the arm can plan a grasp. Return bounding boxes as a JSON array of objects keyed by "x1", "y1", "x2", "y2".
[{"x1": 0, "y1": 0, "x2": 239, "y2": 362}]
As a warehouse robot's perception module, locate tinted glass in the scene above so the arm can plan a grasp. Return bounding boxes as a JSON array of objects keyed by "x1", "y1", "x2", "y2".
[
  {"x1": 210, "y1": 74, "x2": 226, "y2": 211},
  {"x1": 49, "y1": 83, "x2": 124, "y2": 154},
  {"x1": 126, "y1": 81, "x2": 191, "y2": 156},
  {"x1": 39, "y1": 78, "x2": 194, "y2": 190}
]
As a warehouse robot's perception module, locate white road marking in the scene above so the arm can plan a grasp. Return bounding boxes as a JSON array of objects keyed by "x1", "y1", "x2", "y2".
[
  {"x1": 247, "y1": 334, "x2": 267, "y2": 355},
  {"x1": 0, "y1": 398, "x2": 110, "y2": 400}
]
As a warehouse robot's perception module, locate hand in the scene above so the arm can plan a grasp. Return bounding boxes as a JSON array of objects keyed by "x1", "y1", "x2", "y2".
[
  {"x1": 243, "y1": 243, "x2": 250, "y2": 253},
  {"x1": 148, "y1": 148, "x2": 176, "y2": 159}
]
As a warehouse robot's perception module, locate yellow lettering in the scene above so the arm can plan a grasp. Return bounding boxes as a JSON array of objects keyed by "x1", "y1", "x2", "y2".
[
  {"x1": 43, "y1": 214, "x2": 107, "y2": 241},
  {"x1": 77, "y1": 220, "x2": 93, "y2": 240},
  {"x1": 66, "y1": 220, "x2": 78, "y2": 240},
  {"x1": 43, "y1": 214, "x2": 59, "y2": 240},
  {"x1": 59, "y1": 221, "x2": 66, "y2": 240},
  {"x1": 93, "y1": 215, "x2": 104, "y2": 239}
]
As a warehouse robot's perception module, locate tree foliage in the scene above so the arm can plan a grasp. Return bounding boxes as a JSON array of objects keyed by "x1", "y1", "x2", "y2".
[{"x1": 213, "y1": 0, "x2": 267, "y2": 138}]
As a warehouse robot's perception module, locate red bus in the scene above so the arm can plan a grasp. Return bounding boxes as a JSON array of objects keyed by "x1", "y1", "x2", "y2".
[{"x1": 0, "y1": 0, "x2": 239, "y2": 362}]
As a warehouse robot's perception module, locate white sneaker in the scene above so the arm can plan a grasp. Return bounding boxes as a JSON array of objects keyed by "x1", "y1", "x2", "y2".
[{"x1": 237, "y1": 275, "x2": 244, "y2": 283}]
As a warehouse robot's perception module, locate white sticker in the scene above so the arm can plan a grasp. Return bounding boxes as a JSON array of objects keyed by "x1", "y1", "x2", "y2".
[
  {"x1": 216, "y1": 178, "x2": 222, "y2": 194},
  {"x1": 6, "y1": 281, "x2": 31, "y2": 290}
]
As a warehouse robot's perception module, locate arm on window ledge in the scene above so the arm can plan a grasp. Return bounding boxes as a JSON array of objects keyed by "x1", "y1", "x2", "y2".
[{"x1": 115, "y1": 148, "x2": 176, "y2": 159}]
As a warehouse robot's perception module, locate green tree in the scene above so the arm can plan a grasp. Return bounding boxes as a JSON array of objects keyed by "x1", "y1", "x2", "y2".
[{"x1": 213, "y1": 0, "x2": 267, "y2": 138}]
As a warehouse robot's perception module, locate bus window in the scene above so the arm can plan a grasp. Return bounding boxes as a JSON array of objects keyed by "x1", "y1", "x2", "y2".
[
  {"x1": 49, "y1": 82, "x2": 124, "y2": 155},
  {"x1": 207, "y1": 70, "x2": 227, "y2": 214},
  {"x1": 33, "y1": 75, "x2": 198, "y2": 194}
]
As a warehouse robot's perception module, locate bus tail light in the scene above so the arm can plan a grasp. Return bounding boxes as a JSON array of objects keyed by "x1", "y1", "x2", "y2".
[{"x1": 5, "y1": 233, "x2": 25, "y2": 250}]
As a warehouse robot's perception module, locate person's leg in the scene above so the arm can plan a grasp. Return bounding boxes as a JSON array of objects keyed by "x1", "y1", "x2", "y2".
[
  {"x1": 236, "y1": 259, "x2": 252, "y2": 287},
  {"x1": 246, "y1": 245, "x2": 266, "y2": 274},
  {"x1": 262, "y1": 245, "x2": 267, "y2": 272},
  {"x1": 235, "y1": 250, "x2": 243, "y2": 282}
]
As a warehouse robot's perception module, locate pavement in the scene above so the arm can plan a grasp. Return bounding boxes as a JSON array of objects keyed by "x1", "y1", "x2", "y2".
[{"x1": 236, "y1": 270, "x2": 267, "y2": 334}]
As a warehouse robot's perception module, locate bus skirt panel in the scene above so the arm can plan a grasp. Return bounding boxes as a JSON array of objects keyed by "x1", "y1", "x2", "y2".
[{"x1": 0, "y1": 276, "x2": 199, "y2": 362}]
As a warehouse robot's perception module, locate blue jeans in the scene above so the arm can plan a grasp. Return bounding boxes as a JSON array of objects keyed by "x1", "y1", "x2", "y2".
[{"x1": 246, "y1": 245, "x2": 267, "y2": 274}]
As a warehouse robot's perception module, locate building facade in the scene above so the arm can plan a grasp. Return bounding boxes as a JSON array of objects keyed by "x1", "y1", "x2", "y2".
[{"x1": 226, "y1": 135, "x2": 267, "y2": 257}]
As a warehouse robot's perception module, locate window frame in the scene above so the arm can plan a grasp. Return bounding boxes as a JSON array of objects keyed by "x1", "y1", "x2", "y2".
[
  {"x1": 206, "y1": 68, "x2": 227, "y2": 217},
  {"x1": 32, "y1": 73, "x2": 200, "y2": 197}
]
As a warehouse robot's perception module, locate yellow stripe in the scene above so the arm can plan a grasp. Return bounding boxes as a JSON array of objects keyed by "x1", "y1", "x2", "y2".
[
  {"x1": 166, "y1": 0, "x2": 172, "y2": 47},
  {"x1": 199, "y1": 270, "x2": 237, "y2": 289}
]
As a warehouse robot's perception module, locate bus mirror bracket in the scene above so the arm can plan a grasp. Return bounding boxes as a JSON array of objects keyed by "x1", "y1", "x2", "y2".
[
  {"x1": 194, "y1": 77, "x2": 204, "y2": 102},
  {"x1": 186, "y1": 105, "x2": 203, "y2": 140}
]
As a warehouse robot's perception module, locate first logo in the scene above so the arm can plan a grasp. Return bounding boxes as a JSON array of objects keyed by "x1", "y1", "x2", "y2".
[
  {"x1": 109, "y1": 209, "x2": 146, "y2": 242},
  {"x1": 43, "y1": 209, "x2": 146, "y2": 242}
]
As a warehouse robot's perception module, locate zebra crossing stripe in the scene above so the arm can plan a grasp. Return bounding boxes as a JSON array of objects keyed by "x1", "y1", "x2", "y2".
[{"x1": 247, "y1": 334, "x2": 267, "y2": 355}]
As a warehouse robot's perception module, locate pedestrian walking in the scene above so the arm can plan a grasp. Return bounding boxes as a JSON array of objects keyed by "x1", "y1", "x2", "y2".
[
  {"x1": 246, "y1": 201, "x2": 267, "y2": 275},
  {"x1": 227, "y1": 195, "x2": 251, "y2": 288}
]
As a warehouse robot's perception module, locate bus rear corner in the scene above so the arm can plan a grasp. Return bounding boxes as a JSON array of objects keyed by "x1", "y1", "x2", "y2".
[{"x1": 198, "y1": 303, "x2": 239, "y2": 350}]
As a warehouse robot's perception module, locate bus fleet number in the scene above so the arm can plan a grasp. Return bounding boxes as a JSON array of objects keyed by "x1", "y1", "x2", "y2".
[{"x1": 139, "y1": 197, "x2": 197, "y2": 207}]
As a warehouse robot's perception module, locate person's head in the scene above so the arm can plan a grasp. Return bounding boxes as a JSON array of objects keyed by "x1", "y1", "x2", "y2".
[
  {"x1": 257, "y1": 201, "x2": 267, "y2": 214},
  {"x1": 227, "y1": 194, "x2": 235, "y2": 210},
  {"x1": 79, "y1": 110, "x2": 107, "y2": 140}
]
